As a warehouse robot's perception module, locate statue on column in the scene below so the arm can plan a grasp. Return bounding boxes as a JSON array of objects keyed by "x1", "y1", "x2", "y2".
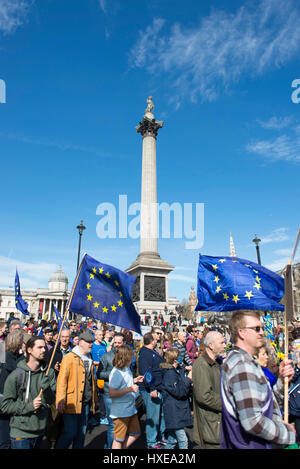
[{"x1": 145, "y1": 96, "x2": 155, "y2": 114}]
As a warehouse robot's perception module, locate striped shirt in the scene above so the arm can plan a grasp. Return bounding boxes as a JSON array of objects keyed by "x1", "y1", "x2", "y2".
[{"x1": 221, "y1": 346, "x2": 295, "y2": 447}]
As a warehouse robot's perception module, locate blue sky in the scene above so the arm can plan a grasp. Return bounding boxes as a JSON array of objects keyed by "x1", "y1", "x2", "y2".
[{"x1": 0, "y1": 0, "x2": 299, "y2": 302}]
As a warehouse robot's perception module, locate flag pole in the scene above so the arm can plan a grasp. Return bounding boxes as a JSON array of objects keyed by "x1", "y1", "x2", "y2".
[
  {"x1": 283, "y1": 227, "x2": 300, "y2": 423},
  {"x1": 38, "y1": 254, "x2": 86, "y2": 397},
  {"x1": 283, "y1": 260, "x2": 291, "y2": 423}
]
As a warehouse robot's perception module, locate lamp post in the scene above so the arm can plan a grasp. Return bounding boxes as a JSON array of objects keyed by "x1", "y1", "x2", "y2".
[
  {"x1": 252, "y1": 234, "x2": 262, "y2": 265},
  {"x1": 76, "y1": 220, "x2": 86, "y2": 271}
]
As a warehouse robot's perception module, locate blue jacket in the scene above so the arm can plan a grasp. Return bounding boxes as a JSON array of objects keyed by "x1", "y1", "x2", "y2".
[
  {"x1": 160, "y1": 363, "x2": 193, "y2": 430},
  {"x1": 289, "y1": 366, "x2": 300, "y2": 417},
  {"x1": 138, "y1": 346, "x2": 165, "y2": 393}
]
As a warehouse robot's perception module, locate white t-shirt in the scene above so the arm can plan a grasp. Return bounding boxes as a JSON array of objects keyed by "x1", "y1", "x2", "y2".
[{"x1": 109, "y1": 366, "x2": 137, "y2": 418}]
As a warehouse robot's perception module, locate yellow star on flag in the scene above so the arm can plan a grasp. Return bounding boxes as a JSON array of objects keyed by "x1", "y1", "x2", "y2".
[
  {"x1": 90, "y1": 273, "x2": 94, "y2": 279},
  {"x1": 114, "y1": 280, "x2": 119, "y2": 287},
  {"x1": 111, "y1": 304, "x2": 117, "y2": 312},
  {"x1": 244, "y1": 290, "x2": 254, "y2": 300},
  {"x1": 106, "y1": 272, "x2": 111, "y2": 278},
  {"x1": 254, "y1": 282, "x2": 261, "y2": 290},
  {"x1": 93, "y1": 302, "x2": 99, "y2": 308},
  {"x1": 212, "y1": 264, "x2": 218, "y2": 271},
  {"x1": 99, "y1": 267, "x2": 104, "y2": 274},
  {"x1": 253, "y1": 269, "x2": 258, "y2": 273},
  {"x1": 223, "y1": 293, "x2": 229, "y2": 300},
  {"x1": 102, "y1": 306, "x2": 108, "y2": 313},
  {"x1": 255, "y1": 275, "x2": 261, "y2": 283},
  {"x1": 92, "y1": 267, "x2": 97, "y2": 274},
  {"x1": 232, "y1": 294, "x2": 240, "y2": 304},
  {"x1": 214, "y1": 275, "x2": 220, "y2": 284},
  {"x1": 219, "y1": 259, "x2": 226, "y2": 263},
  {"x1": 86, "y1": 283, "x2": 91, "y2": 290},
  {"x1": 87, "y1": 294, "x2": 92, "y2": 301},
  {"x1": 216, "y1": 286, "x2": 222, "y2": 293},
  {"x1": 118, "y1": 300, "x2": 123, "y2": 307},
  {"x1": 119, "y1": 292, "x2": 123, "y2": 297}
]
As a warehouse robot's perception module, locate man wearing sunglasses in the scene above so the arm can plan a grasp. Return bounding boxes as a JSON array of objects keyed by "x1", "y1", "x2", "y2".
[{"x1": 220, "y1": 310, "x2": 296, "y2": 449}]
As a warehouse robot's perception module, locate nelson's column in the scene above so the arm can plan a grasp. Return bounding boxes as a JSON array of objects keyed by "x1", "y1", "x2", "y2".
[{"x1": 126, "y1": 97, "x2": 175, "y2": 316}]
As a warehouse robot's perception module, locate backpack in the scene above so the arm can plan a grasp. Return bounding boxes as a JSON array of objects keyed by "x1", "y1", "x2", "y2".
[{"x1": 16, "y1": 368, "x2": 26, "y2": 398}]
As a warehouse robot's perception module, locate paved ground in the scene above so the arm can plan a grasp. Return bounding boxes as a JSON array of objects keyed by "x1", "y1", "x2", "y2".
[{"x1": 41, "y1": 413, "x2": 200, "y2": 449}]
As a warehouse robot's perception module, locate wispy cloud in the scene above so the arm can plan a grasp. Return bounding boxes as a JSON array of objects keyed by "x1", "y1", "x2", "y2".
[
  {"x1": 169, "y1": 273, "x2": 196, "y2": 283},
  {"x1": 246, "y1": 122, "x2": 300, "y2": 163},
  {"x1": 0, "y1": 131, "x2": 110, "y2": 158},
  {"x1": 0, "y1": 0, "x2": 33, "y2": 34},
  {"x1": 257, "y1": 116, "x2": 293, "y2": 130},
  {"x1": 260, "y1": 227, "x2": 289, "y2": 244},
  {"x1": 128, "y1": 0, "x2": 300, "y2": 106},
  {"x1": 0, "y1": 255, "x2": 59, "y2": 289}
]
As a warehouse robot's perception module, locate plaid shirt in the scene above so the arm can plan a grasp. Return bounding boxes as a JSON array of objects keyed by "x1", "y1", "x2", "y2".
[{"x1": 221, "y1": 346, "x2": 295, "y2": 446}]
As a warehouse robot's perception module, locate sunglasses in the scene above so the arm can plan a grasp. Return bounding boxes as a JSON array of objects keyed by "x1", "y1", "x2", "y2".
[{"x1": 242, "y1": 326, "x2": 265, "y2": 333}]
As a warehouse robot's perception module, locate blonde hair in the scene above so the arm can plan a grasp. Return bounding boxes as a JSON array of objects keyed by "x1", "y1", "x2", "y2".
[
  {"x1": 229, "y1": 310, "x2": 261, "y2": 343},
  {"x1": 112, "y1": 345, "x2": 133, "y2": 369},
  {"x1": 164, "y1": 348, "x2": 179, "y2": 365},
  {"x1": 6, "y1": 329, "x2": 24, "y2": 354}
]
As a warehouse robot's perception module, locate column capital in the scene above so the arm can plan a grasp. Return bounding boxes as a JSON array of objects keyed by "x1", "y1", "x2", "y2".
[{"x1": 136, "y1": 117, "x2": 163, "y2": 139}]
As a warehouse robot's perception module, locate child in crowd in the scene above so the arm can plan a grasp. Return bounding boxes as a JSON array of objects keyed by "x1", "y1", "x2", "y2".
[
  {"x1": 160, "y1": 348, "x2": 193, "y2": 449},
  {"x1": 108, "y1": 345, "x2": 144, "y2": 449}
]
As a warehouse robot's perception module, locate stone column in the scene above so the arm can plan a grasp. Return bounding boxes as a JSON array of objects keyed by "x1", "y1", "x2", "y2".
[{"x1": 136, "y1": 97, "x2": 163, "y2": 256}]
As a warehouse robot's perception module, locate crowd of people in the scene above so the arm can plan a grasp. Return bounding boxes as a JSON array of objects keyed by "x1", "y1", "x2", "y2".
[{"x1": 0, "y1": 311, "x2": 300, "y2": 450}]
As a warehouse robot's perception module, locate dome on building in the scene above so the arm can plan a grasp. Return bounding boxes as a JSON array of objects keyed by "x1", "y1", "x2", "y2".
[{"x1": 48, "y1": 265, "x2": 68, "y2": 292}]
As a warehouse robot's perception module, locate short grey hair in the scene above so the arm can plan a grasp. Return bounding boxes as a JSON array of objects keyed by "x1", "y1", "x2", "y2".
[{"x1": 203, "y1": 331, "x2": 222, "y2": 348}]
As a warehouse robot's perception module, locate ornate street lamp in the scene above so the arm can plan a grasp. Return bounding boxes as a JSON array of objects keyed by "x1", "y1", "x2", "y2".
[
  {"x1": 76, "y1": 220, "x2": 86, "y2": 271},
  {"x1": 252, "y1": 234, "x2": 262, "y2": 265}
]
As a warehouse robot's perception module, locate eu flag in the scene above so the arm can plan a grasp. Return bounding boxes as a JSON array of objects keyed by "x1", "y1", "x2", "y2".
[
  {"x1": 195, "y1": 255, "x2": 284, "y2": 313},
  {"x1": 15, "y1": 270, "x2": 30, "y2": 316},
  {"x1": 53, "y1": 302, "x2": 67, "y2": 334},
  {"x1": 69, "y1": 254, "x2": 141, "y2": 334}
]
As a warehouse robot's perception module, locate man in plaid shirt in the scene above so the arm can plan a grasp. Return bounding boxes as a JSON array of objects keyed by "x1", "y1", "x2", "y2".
[{"x1": 220, "y1": 310, "x2": 296, "y2": 449}]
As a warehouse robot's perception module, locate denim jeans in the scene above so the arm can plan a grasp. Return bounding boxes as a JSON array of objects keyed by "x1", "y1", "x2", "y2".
[
  {"x1": 55, "y1": 403, "x2": 89, "y2": 449},
  {"x1": 165, "y1": 428, "x2": 188, "y2": 449},
  {"x1": 103, "y1": 393, "x2": 114, "y2": 449},
  {"x1": 10, "y1": 435, "x2": 44, "y2": 449},
  {"x1": 0, "y1": 415, "x2": 10, "y2": 449},
  {"x1": 140, "y1": 390, "x2": 165, "y2": 448}
]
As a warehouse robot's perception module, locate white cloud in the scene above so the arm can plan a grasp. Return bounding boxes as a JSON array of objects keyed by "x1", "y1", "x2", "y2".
[
  {"x1": 265, "y1": 257, "x2": 289, "y2": 272},
  {"x1": 0, "y1": 0, "x2": 33, "y2": 34},
  {"x1": 128, "y1": 0, "x2": 300, "y2": 105},
  {"x1": 257, "y1": 116, "x2": 293, "y2": 130},
  {"x1": 0, "y1": 255, "x2": 58, "y2": 289},
  {"x1": 246, "y1": 130, "x2": 300, "y2": 163},
  {"x1": 169, "y1": 273, "x2": 196, "y2": 283},
  {"x1": 0, "y1": 131, "x2": 110, "y2": 158},
  {"x1": 98, "y1": 0, "x2": 107, "y2": 13},
  {"x1": 260, "y1": 228, "x2": 289, "y2": 244}
]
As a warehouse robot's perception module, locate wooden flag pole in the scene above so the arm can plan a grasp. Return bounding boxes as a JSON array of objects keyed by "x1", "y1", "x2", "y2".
[
  {"x1": 283, "y1": 227, "x2": 300, "y2": 423},
  {"x1": 37, "y1": 254, "x2": 86, "y2": 397}
]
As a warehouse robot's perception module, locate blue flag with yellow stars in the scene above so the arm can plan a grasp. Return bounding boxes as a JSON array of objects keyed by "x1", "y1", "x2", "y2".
[
  {"x1": 195, "y1": 255, "x2": 284, "y2": 313},
  {"x1": 69, "y1": 254, "x2": 141, "y2": 334},
  {"x1": 53, "y1": 302, "x2": 67, "y2": 334},
  {"x1": 15, "y1": 270, "x2": 30, "y2": 316}
]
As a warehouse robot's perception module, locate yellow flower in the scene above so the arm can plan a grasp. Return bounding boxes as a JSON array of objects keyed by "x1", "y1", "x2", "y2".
[{"x1": 277, "y1": 352, "x2": 285, "y2": 361}]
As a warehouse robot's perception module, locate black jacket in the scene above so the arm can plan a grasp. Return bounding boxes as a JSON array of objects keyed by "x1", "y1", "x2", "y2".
[
  {"x1": 160, "y1": 363, "x2": 193, "y2": 430},
  {"x1": 0, "y1": 351, "x2": 23, "y2": 394}
]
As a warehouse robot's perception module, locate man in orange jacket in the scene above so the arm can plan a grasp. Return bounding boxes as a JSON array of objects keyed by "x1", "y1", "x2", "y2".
[{"x1": 55, "y1": 331, "x2": 98, "y2": 449}]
